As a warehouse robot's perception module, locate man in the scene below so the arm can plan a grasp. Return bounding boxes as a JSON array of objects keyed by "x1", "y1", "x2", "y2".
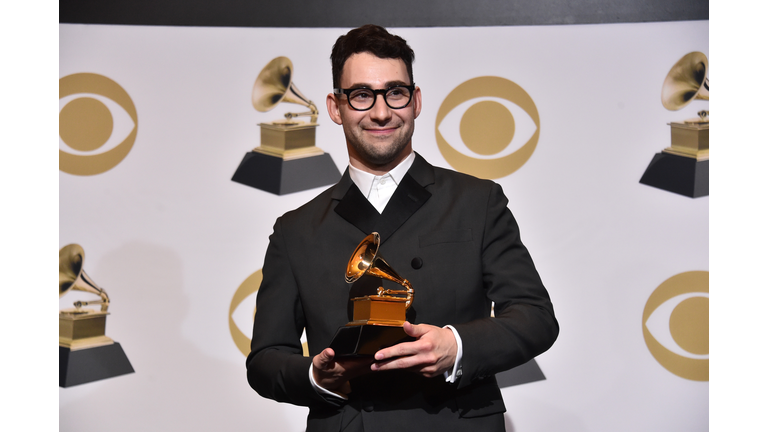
[{"x1": 247, "y1": 24, "x2": 558, "y2": 432}]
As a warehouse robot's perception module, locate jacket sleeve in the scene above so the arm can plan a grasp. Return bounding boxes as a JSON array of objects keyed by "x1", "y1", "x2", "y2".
[
  {"x1": 245, "y1": 217, "x2": 346, "y2": 409},
  {"x1": 452, "y1": 183, "x2": 559, "y2": 390}
]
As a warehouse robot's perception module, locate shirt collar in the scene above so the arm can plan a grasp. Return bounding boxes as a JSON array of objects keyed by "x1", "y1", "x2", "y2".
[{"x1": 348, "y1": 151, "x2": 416, "y2": 198}]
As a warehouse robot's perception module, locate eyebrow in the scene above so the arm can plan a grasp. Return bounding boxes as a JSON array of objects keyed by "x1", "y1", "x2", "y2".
[{"x1": 345, "y1": 80, "x2": 411, "y2": 89}]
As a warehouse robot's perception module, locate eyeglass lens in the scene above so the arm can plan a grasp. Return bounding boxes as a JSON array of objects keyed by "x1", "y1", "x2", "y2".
[{"x1": 348, "y1": 87, "x2": 412, "y2": 110}]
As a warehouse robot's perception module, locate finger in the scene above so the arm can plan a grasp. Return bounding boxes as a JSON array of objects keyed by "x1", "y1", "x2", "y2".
[
  {"x1": 372, "y1": 352, "x2": 432, "y2": 371},
  {"x1": 403, "y1": 321, "x2": 429, "y2": 337},
  {"x1": 374, "y1": 340, "x2": 419, "y2": 361},
  {"x1": 313, "y1": 348, "x2": 336, "y2": 369}
]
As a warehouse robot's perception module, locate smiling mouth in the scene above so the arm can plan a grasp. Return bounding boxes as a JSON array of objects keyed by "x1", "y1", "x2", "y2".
[
  {"x1": 366, "y1": 128, "x2": 396, "y2": 134},
  {"x1": 364, "y1": 124, "x2": 401, "y2": 134}
]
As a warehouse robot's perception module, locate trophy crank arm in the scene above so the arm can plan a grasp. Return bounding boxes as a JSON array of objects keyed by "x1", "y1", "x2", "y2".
[
  {"x1": 376, "y1": 287, "x2": 414, "y2": 310},
  {"x1": 73, "y1": 299, "x2": 110, "y2": 312},
  {"x1": 284, "y1": 108, "x2": 319, "y2": 124}
]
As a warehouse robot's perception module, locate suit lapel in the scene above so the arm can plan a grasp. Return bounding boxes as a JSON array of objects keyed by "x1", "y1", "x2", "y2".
[
  {"x1": 375, "y1": 173, "x2": 431, "y2": 242},
  {"x1": 333, "y1": 153, "x2": 435, "y2": 241},
  {"x1": 375, "y1": 153, "x2": 434, "y2": 243},
  {"x1": 333, "y1": 169, "x2": 380, "y2": 235}
]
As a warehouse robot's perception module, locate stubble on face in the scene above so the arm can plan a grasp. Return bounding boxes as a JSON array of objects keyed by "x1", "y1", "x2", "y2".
[{"x1": 343, "y1": 114, "x2": 413, "y2": 167}]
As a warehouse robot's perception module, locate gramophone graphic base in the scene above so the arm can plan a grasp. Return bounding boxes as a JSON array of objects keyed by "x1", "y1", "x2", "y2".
[
  {"x1": 495, "y1": 359, "x2": 547, "y2": 388},
  {"x1": 60, "y1": 343, "x2": 134, "y2": 387},
  {"x1": 232, "y1": 151, "x2": 340, "y2": 195},
  {"x1": 640, "y1": 152, "x2": 708, "y2": 198}
]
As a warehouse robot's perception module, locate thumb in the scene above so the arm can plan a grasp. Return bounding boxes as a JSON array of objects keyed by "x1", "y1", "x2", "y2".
[{"x1": 314, "y1": 348, "x2": 336, "y2": 369}]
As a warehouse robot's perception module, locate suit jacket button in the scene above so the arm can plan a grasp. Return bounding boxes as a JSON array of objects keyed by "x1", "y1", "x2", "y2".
[
  {"x1": 362, "y1": 399, "x2": 374, "y2": 412},
  {"x1": 411, "y1": 257, "x2": 423, "y2": 269}
]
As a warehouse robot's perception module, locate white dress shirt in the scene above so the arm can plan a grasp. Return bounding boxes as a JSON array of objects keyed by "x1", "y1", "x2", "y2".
[{"x1": 310, "y1": 152, "x2": 464, "y2": 399}]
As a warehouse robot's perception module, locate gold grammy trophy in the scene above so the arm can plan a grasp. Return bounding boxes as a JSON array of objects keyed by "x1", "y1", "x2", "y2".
[
  {"x1": 232, "y1": 56, "x2": 340, "y2": 195},
  {"x1": 640, "y1": 51, "x2": 709, "y2": 197},
  {"x1": 329, "y1": 233, "x2": 416, "y2": 357},
  {"x1": 59, "y1": 244, "x2": 133, "y2": 387}
]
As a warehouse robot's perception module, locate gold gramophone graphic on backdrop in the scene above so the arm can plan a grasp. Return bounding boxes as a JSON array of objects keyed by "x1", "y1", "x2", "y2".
[
  {"x1": 232, "y1": 56, "x2": 340, "y2": 195},
  {"x1": 59, "y1": 244, "x2": 133, "y2": 387},
  {"x1": 328, "y1": 233, "x2": 416, "y2": 357},
  {"x1": 640, "y1": 51, "x2": 709, "y2": 198}
]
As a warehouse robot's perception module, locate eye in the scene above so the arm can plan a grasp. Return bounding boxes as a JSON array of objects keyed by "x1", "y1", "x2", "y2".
[
  {"x1": 59, "y1": 93, "x2": 136, "y2": 156},
  {"x1": 229, "y1": 269, "x2": 309, "y2": 357},
  {"x1": 230, "y1": 289, "x2": 259, "y2": 343},
  {"x1": 645, "y1": 292, "x2": 709, "y2": 359},
  {"x1": 59, "y1": 73, "x2": 139, "y2": 176},
  {"x1": 349, "y1": 89, "x2": 372, "y2": 101},
  {"x1": 437, "y1": 96, "x2": 537, "y2": 159},
  {"x1": 434, "y1": 76, "x2": 540, "y2": 179}
]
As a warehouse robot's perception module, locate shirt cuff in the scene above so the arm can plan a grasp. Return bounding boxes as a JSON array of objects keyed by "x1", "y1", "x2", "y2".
[
  {"x1": 443, "y1": 325, "x2": 463, "y2": 383},
  {"x1": 309, "y1": 363, "x2": 348, "y2": 400}
]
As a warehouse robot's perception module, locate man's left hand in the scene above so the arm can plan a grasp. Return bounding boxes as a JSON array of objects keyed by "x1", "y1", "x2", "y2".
[{"x1": 371, "y1": 322, "x2": 457, "y2": 378}]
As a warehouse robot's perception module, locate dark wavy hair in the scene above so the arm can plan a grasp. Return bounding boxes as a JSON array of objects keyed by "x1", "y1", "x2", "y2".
[{"x1": 330, "y1": 24, "x2": 415, "y2": 89}]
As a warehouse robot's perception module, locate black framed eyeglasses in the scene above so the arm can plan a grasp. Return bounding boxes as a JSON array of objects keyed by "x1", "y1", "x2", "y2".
[{"x1": 333, "y1": 84, "x2": 415, "y2": 111}]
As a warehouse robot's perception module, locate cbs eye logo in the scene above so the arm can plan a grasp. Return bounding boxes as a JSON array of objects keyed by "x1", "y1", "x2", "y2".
[
  {"x1": 59, "y1": 73, "x2": 138, "y2": 175},
  {"x1": 642, "y1": 271, "x2": 708, "y2": 381},
  {"x1": 229, "y1": 269, "x2": 309, "y2": 357},
  {"x1": 435, "y1": 76, "x2": 540, "y2": 179}
]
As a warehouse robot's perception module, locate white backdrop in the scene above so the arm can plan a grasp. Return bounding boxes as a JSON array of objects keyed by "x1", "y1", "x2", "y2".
[{"x1": 59, "y1": 21, "x2": 708, "y2": 431}]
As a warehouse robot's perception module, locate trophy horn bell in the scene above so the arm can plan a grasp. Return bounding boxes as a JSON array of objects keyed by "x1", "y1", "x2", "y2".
[
  {"x1": 346, "y1": 232, "x2": 414, "y2": 309},
  {"x1": 59, "y1": 244, "x2": 110, "y2": 312},
  {"x1": 252, "y1": 56, "x2": 318, "y2": 122},
  {"x1": 662, "y1": 51, "x2": 709, "y2": 111}
]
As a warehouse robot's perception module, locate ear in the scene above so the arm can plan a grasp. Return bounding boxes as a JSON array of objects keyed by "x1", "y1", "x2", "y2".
[
  {"x1": 326, "y1": 93, "x2": 343, "y2": 125},
  {"x1": 412, "y1": 86, "x2": 422, "y2": 119}
]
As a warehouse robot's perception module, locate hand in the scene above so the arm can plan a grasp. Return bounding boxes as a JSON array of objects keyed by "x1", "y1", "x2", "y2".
[
  {"x1": 312, "y1": 348, "x2": 374, "y2": 396},
  {"x1": 371, "y1": 322, "x2": 458, "y2": 378}
]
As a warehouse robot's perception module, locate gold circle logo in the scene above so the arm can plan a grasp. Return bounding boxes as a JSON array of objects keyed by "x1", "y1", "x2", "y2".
[
  {"x1": 229, "y1": 270, "x2": 263, "y2": 357},
  {"x1": 435, "y1": 76, "x2": 540, "y2": 179},
  {"x1": 229, "y1": 269, "x2": 309, "y2": 357},
  {"x1": 59, "y1": 73, "x2": 138, "y2": 175},
  {"x1": 642, "y1": 271, "x2": 709, "y2": 381}
]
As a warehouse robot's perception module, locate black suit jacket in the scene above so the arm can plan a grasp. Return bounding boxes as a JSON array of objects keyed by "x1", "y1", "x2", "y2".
[{"x1": 247, "y1": 153, "x2": 558, "y2": 431}]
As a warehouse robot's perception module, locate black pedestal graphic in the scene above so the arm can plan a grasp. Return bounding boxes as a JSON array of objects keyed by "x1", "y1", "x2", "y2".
[
  {"x1": 496, "y1": 359, "x2": 546, "y2": 388},
  {"x1": 60, "y1": 343, "x2": 134, "y2": 387},
  {"x1": 639, "y1": 152, "x2": 709, "y2": 198},
  {"x1": 232, "y1": 151, "x2": 341, "y2": 195}
]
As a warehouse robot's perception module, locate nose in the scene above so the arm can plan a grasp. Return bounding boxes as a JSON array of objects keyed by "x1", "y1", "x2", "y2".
[{"x1": 368, "y1": 93, "x2": 392, "y2": 123}]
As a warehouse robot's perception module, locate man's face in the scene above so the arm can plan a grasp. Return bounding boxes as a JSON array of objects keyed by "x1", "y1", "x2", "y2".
[{"x1": 326, "y1": 52, "x2": 422, "y2": 173}]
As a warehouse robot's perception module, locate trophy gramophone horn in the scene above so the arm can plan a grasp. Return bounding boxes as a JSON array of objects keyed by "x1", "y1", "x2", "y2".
[
  {"x1": 252, "y1": 56, "x2": 319, "y2": 123},
  {"x1": 59, "y1": 244, "x2": 109, "y2": 312},
  {"x1": 662, "y1": 52, "x2": 709, "y2": 112},
  {"x1": 346, "y1": 232, "x2": 414, "y2": 309}
]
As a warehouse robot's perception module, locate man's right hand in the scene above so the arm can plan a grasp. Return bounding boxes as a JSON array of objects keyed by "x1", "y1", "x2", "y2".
[{"x1": 312, "y1": 348, "x2": 374, "y2": 396}]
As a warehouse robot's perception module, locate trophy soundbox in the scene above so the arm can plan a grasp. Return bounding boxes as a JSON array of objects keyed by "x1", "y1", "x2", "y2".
[
  {"x1": 232, "y1": 56, "x2": 341, "y2": 195},
  {"x1": 640, "y1": 51, "x2": 709, "y2": 198},
  {"x1": 329, "y1": 233, "x2": 416, "y2": 357},
  {"x1": 59, "y1": 244, "x2": 133, "y2": 387}
]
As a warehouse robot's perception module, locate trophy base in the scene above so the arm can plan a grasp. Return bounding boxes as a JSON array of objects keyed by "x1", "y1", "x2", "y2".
[
  {"x1": 231, "y1": 151, "x2": 340, "y2": 195},
  {"x1": 60, "y1": 342, "x2": 134, "y2": 387},
  {"x1": 639, "y1": 152, "x2": 709, "y2": 198},
  {"x1": 59, "y1": 311, "x2": 115, "y2": 350},
  {"x1": 328, "y1": 324, "x2": 415, "y2": 358}
]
